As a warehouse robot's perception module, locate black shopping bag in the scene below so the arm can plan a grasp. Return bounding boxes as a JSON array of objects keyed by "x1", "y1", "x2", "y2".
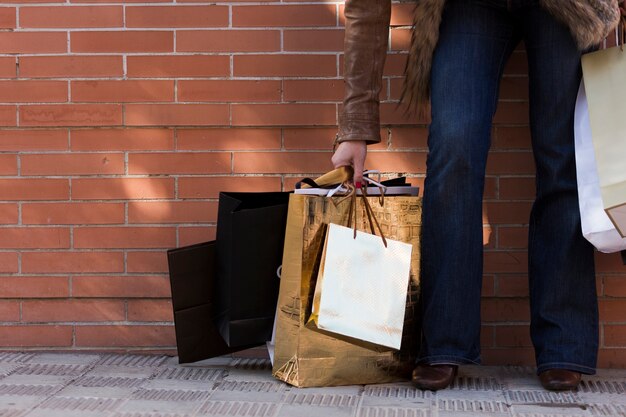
[
  {"x1": 167, "y1": 241, "x2": 255, "y2": 364},
  {"x1": 214, "y1": 192, "x2": 290, "y2": 347}
]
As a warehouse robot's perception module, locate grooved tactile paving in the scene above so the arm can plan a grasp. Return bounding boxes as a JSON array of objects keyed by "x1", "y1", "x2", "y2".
[{"x1": 0, "y1": 354, "x2": 622, "y2": 416}]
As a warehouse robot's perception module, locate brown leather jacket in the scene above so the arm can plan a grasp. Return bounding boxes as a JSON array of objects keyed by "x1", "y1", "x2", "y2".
[{"x1": 336, "y1": 0, "x2": 621, "y2": 146}]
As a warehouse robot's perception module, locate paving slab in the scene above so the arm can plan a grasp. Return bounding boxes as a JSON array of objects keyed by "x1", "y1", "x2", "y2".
[{"x1": 0, "y1": 353, "x2": 622, "y2": 417}]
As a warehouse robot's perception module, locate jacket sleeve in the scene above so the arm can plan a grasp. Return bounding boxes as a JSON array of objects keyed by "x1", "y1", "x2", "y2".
[{"x1": 337, "y1": 0, "x2": 391, "y2": 145}]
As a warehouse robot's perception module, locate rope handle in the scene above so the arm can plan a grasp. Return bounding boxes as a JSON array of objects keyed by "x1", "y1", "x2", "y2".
[{"x1": 344, "y1": 184, "x2": 388, "y2": 248}]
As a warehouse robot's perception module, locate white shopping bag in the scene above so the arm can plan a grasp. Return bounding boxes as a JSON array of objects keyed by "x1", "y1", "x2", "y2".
[
  {"x1": 308, "y1": 218, "x2": 412, "y2": 350},
  {"x1": 574, "y1": 80, "x2": 626, "y2": 253}
]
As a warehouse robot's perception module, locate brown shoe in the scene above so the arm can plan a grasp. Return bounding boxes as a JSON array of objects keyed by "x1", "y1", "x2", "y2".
[
  {"x1": 411, "y1": 364, "x2": 458, "y2": 391},
  {"x1": 539, "y1": 369, "x2": 581, "y2": 391}
]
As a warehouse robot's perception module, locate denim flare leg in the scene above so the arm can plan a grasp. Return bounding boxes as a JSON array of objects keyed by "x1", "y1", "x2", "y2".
[{"x1": 419, "y1": 0, "x2": 598, "y2": 374}]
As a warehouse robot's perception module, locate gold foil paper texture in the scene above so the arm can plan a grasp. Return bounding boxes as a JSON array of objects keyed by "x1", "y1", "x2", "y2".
[{"x1": 272, "y1": 194, "x2": 422, "y2": 387}]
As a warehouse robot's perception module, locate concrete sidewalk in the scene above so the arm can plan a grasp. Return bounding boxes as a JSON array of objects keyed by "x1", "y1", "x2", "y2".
[{"x1": 0, "y1": 352, "x2": 624, "y2": 417}]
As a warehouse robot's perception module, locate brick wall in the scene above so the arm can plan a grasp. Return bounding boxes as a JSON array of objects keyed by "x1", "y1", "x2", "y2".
[{"x1": 0, "y1": 0, "x2": 624, "y2": 367}]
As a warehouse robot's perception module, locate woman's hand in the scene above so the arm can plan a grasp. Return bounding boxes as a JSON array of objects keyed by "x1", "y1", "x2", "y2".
[{"x1": 331, "y1": 141, "x2": 367, "y2": 187}]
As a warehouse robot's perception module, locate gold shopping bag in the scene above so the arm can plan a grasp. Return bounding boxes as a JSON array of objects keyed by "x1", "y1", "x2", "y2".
[
  {"x1": 581, "y1": 18, "x2": 626, "y2": 237},
  {"x1": 308, "y1": 192, "x2": 412, "y2": 350},
  {"x1": 272, "y1": 193, "x2": 421, "y2": 387}
]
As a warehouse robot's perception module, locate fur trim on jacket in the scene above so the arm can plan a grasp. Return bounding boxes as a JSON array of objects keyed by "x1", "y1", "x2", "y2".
[{"x1": 402, "y1": 0, "x2": 621, "y2": 111}]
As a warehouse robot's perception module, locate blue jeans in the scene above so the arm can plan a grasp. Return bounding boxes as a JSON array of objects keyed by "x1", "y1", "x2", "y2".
[{"x1": 419, "y1": 0, "x2": 598, "y2": 374}]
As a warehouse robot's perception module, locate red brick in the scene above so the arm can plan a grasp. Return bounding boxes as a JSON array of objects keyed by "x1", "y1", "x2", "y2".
[
  {"x1": 499, "y1": 76, "x2": 529, "y2": 100},
  {"x1": 0, "y1": 57, "x2": 16, "y2": 78},
  {"x1": 72, "y1": 275, "x2": 171, "y2": 298},
  {"x1": 503, "y1": 51, "x2": 528, "y2": 75},
  {"x1": 493, "y1": 126, "x2": 531, "y2": 149},
  {"x1": 483, "y1": 202, "x2": 532, "y2": 225},
  {"x1": 233, "y1": 5, "x2": 336, "y2": 27},
  {"x1": 72, "y1": 80, "x2": 174, "y2": 103},
  {"x1": 127, "y1": 251, "x2": 168, "y2": 273},
  {"x1": 126, "y1": 5, "x2": 228, "y2": 28},
  {"x1": 595, "y1": 251, "x2": 626, "y2": 273},
  {"x1": 484, "y1": 177, "x2": 497, "y2": 199},
  {"x1": 499, "y1": 177, "x2": 535, "y2": 200},
  {"x1": 0, "y1": 276, "x2": 69, "y2": 298},
  {"x1": 0, "y1": 179, "x2": 69, "y2": 201},
  {"x1": 19, "y1": 56, "x2": 123, "y2": 78},
  {"x1": 604, "y1": 325, "x2": 626, "y2": 347},
  {"x1": 482, "y1": 298, "x2": 530, "y2": 322},
  {"x1": 127, "y1": 55, "x2": 229, "y2": 78},
  {"x1": 177, "y1": 80, "x2": 281, "y2": 103},
  {"x1": 231, "y1": 104, "x2": 336, "y2": 126},
  {"x1": 178, "y1": 176, "x2": 281, "y2": 199},
  {"x1": 20, "y1": 104, "x2": 122, "y2": 127},
  {"x1": 390, "y1": 27, "x2": 410, "y2": 51},
  {"x1": 0, "y1": 7, "x2": 16, "y2": 29},
  {"x1": 22, "y1": 300, "x2": 125, "y2": 322},
  {"x1": 496, "y1": 275, "x2": 529, "y2": 297},
  {"x1": 497, "y1": 226, "x2": 528, "y2": 249},
  {"x1": 75, "y1": 325, "x2": 175, "y2": 347},
  {"x1": 0, "y1": 105, "x2": 16, "y2": 126},
  {"x1": 20, "y1": 6, "x2": 122, "y2": 28},
  {"x1": 0, "y1": 227, "x2": 69, "y2": 249},
  {"x1": 0, "y1": 81, "x2": 66, "y2": 103},
  {"x1": 0, "y1": 32, "x2": 66, "y2": 53},
  {"x1": 382, "y1": 54, "x2": 407, "y2": 76},
  {"x1": 283, "y1": 128, "x2": 338, "y2": 150},
  {"x1": 599, "y1": 299, "x2": 626, "y2": 322},
  {"x1": 128, "y1": 299, "x2": 173, "y2": 322},
  {"x1": 28, "y1": 201, "x2": 118, "y2": 224},
  {"x1": 486, "y1": 152, "x2": 535, "y2": 175},
  {"x1": 74, "y1": 227, "x2": 176, "y2": 249},
  {"x1": 0, "y1": 253, "x2": 18, "y2": 273},
  {"x1": 71, "y1": 178, "x2": 174, "y2": 200},
  {"x1": 493, "y1": 101, "x2": 529, "y2": 124},
  {"x1": 390, "y1": 3, "x2": 414, "y2": 26},
  {"x1": 71, "y1": 31, "x2": 173, "y2": 53},
  {"x1": 495, "y1": 325, "x2": 532, "y2": 347},
  {"x1": 233, "y1": 151, "x2": 332, "y2": 174},
  {"x1": 177, "y1": 30, "x2": 280, "y2": 52},
  {"x1": 71, "y1": 128, "x2": 174, "y2": 151},
  {"x1": 177, "y1": 128, "x2": 281, "y2": 151},
  {"x1": 482, "y1": 347, "x2": 534, "y2": 366},
  {"x1": 0, "y1": 301, "x2": 19, "y2": 321},
  {"x1": 0, "y1": 203, "x2": 18, "y2": 224},
  {"x1": 22, "y1": 251, "x2": 124, "y2": 273},
  {"x1": 484, "y1": 251, "x2": 528, "y2": 273},
  {"x1": 128, "y1": 201, "x2": 217, "y2": 224},
  {"x1": 604, "y1": 276, "x2": 626, "y2": 297},
  {"x1": 598, "y1": 349, "x2": 626, "y2": 368},
  {"x1": 179, "y1": 226, "x2": 216, "y2": 246},
  {"x1": 389, "y1": 127, "x2": 428, "y2": 150},
  {"x1": 0, "y1": 325, "x2": 72, "y2": 347},
  {"x1": 21, "y1": 153, "x2": 124, "y2": 176},
  {"x1": 125, "y1": 104, "x2": 229, "y2": 127},
  {"x1": 234, "y1": 55, "x2": 335, "y2": 77},
  {"x1": 283, "y1": 79, "x2": 344, "y2": 102},
  {"x1": 380, "y1": 102, "x2": 427, "y2": 125},
  {"x1": 283, "y1": 29, "x2": 343, "y2": 52},
  {"x1": 482, "y1": 275, "x2": 495, "y2": 297},
  {"x1": 128, "y1": 152, "x2": 230, "y2": 175},
  {"x1": 365, "y1": 151, "x2": 426, "y2": 174},
  {"x1": 72, "y1": 0, "x2": 169, "y2": 3},
  {"x1": 0, "y1": 154, "x2": 16, "y2": 175},
  {"x1": 0, "y1": 130, "x2": 68, "y2": 151}
]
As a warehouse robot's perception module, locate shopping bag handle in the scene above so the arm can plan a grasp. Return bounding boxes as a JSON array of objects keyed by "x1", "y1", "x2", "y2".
[
  {"x1": 345, "y1": 185, "x2": 388, "y2": 248},
  {"x1": 295, "y1": 166, "x2": 354, "y2": 189}
]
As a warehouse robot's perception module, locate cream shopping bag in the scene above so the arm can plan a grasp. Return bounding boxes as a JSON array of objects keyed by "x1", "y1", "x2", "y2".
[
  {"x1": 308, "y1": 193, "x2": 412, "y2": 350},
  {"x1": 574, "y1": 81, "x2": 626, "y2": 252},
  {"x1": 581, "y1": 19, "x2": 626, "y2": 237}
]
